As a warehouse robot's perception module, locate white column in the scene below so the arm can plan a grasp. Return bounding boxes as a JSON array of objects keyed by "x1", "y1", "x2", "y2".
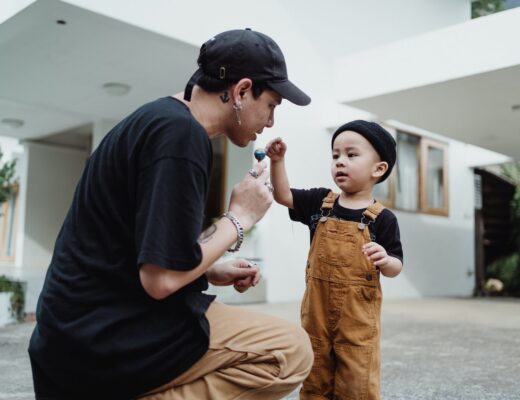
[
  {"x1": 14, "y1": 142, "x2": 30, "y2": 269},
  {"x1": 91, "y1": 119, "x2": 117, "y2": 154},
  {"x1": 17, "y1": 142, "x2": 88, "y2": 312}
]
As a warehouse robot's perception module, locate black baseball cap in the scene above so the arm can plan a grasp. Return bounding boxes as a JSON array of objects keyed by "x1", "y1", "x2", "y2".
[{"x1": 184, "y1": 28, "x2": 311, "y2": 106}]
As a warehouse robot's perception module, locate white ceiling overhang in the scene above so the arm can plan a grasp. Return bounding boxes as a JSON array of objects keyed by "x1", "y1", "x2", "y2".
[
  {"x1": 0, "y1": 0, "x2": 198, "y2": 140},
  {"x1": 335, "y1": 8, "x2": 520, "y2": 159}
]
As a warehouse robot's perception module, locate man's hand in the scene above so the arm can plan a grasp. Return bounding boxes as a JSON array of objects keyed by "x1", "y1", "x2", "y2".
[
  {"x1": 228, "y1": 161, "x2": 273, "y2": 231},
  {"x1": 206, "y1": 259, "x2": 261, "y2": 293}
]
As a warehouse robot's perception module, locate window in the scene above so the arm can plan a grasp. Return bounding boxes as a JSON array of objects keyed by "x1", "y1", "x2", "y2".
[
  {"x1": 374, "y1": 130, "x2": 449, "y2": 216},
  {"x1": 395, "y1": 133, "x2": 420, "y2": 211},
  {"x1": 0, "y1": 185, "x2": 19, "y2": 261},
  {"x1": 421, "y1": 139, "x2": 448, "y2": 215}
]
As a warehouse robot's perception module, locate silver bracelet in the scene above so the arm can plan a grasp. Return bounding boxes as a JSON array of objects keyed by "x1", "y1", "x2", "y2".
[{"x1": 222, "y1": 212, "x2": 244, "y2": 253}]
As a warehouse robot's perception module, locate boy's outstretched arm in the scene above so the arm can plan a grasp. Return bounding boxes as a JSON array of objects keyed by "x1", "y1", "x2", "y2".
[{"x1": 266, "y1": 138, "x2": 294, "y2": 209}]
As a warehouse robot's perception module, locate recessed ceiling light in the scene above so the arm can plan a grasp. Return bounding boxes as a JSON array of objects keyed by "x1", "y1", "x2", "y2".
[
  {"x1": 102, "y1": 82, "x2": 131, "y2": 96},
  {"x1": 1, "y1": 118, "x2": 24, "y2": 129},
  {"x1": 512, "y1": 104, "x2": 520, "y2": 111}
]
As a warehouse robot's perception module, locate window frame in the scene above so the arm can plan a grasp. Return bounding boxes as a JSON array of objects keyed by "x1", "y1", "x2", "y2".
[
  {"x1": 0, "y1": 184, "x2": 19, "y2": 262},
  {"x1": 377, "y1": 128, "x2": 449, "y2": 217},
  {"x1": 420, "y1": 138, "x2": 449, "y2": 216}
]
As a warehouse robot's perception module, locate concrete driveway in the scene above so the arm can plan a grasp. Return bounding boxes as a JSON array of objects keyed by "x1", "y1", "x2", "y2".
[{"x1": 1, "y1": 297, "x2": 519, "y2": 399}]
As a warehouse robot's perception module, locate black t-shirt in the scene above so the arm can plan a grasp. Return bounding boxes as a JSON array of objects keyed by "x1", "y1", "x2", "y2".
[
  {"x1": 28, "y1": 97, "x2": 215, "y2": 399},
  {"x1": 289, "y1": 188, "x2": 403, "y2": 262}
]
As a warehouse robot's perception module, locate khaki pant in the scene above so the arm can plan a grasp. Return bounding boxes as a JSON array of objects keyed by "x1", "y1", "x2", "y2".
[
  {"x1": 300, "y1": 212, "x2": 383, "y2": 400},
  {"x1": 141, "y1": 302, "x2": 313, "y2": 400}
]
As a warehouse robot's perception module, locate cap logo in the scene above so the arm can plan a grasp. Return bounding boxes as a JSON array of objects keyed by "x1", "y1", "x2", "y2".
[{"x1": 219, "y1": 67, "x2": 226, "y2": 79}]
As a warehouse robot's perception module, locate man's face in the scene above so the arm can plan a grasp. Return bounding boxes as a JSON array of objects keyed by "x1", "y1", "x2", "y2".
[{"x1": 227, "y1": 89, "x2": 282, "y2": 147}]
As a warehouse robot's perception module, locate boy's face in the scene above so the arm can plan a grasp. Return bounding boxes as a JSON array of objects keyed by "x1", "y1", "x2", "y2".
[{"x1": 331, "y1": 130, "x2": 388, "y2": 193}]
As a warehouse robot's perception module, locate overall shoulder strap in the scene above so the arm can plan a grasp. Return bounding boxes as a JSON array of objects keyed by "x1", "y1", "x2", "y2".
[
  {"x1": 321, "y1": 191, "x2": 339, "y2": 210},
  {"x1": 363, "y1": 201, "x2": 386, "y2": 222}
]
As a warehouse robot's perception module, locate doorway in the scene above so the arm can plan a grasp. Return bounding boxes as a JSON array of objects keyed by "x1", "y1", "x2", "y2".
[{"x1": 474, "y1": 168, "x2": 515, "y2": 295}]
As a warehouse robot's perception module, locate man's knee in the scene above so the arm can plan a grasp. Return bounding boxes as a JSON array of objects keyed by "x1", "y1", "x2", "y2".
[{"x1": 284, "y1": 324, "x2": 313, "y2": 378}]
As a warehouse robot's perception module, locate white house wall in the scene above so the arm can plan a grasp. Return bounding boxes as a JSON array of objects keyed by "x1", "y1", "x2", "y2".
[
  {"x1": 335, "y1": 7, "x2": 520, "y2": 103},
  {"x1": 22, "y1": 142, "x2": 87, "y2": 269},
  {"x1": 92, "y1": 119, "x2": 117, "y2": 152},
  {"x1": 5, "y1": 0, "x2": 514, "y2": 306},
  {"x1": 19, "y1": 142, "x2": 87, "y2": 310},
  {"x1": 256, "y1": 100, "x2": 334, "y2": 302},
  {"x1": 333, "y1": 8, "x2": 520, "y2": 159},
  {"x1": 256, "y1": 119, "x2": 506, "y2": 302},
  {"x1": 387, "y1": 139, "x2": 476, "y2": 298},
  {"x1": 59, "y1": 0, "x2": 471, "y2": 57}
]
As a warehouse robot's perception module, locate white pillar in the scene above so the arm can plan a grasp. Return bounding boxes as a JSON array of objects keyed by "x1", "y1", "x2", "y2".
[
  {"x1": 17, "y1": 142, "x2": 88, "y2": 312},
  {"x1": 91, "y1": 119, "x2": 117, "y2": 154},
  {"x1": 15, "y1": 142, "x2": 30, "y2": 269}
]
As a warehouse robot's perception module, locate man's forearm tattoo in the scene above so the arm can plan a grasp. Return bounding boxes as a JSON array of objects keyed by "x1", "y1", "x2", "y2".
[{"x1": 199, "y1": 224, "x2": 217, "y2": 244}]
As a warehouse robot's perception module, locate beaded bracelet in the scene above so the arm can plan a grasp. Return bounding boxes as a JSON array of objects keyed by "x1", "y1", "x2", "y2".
[{"x1": 222, "y1": 212, "x2": 244, "y2": 252}]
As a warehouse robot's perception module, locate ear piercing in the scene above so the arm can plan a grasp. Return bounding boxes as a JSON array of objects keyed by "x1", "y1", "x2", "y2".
[{"x1": 233, "y1": 102, "x2": 242, "y2": 125}]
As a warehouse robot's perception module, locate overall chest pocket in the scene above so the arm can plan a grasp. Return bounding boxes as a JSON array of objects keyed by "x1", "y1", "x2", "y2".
[{"x1": 317, "y1": 230, "x2": 358, "y2": 267}]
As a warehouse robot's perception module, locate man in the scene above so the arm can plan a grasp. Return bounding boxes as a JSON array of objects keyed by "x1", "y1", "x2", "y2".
[{"x1": 29, "y1": 28, "x2": 313, "y2": 399}]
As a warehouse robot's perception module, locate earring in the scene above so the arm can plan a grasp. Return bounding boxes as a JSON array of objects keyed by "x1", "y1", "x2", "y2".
[{"x1": 233, "y1": 102, "x2": 242, "y2": 125}]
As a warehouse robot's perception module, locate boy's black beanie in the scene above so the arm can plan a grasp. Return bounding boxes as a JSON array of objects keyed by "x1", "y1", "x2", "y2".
[{"x1": 331, "y1": 120, "x2": 397, "y2": 183}]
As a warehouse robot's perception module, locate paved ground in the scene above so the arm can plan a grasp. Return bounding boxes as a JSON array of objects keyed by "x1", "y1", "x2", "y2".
[{"x1": 1, "y1": 297, "x2": 519, "y2": 399}]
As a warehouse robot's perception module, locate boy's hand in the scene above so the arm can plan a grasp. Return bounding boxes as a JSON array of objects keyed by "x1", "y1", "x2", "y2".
[
  {"x1": 362, "y1": 242, "x2": 389, "y2": 269},
  {"x1": 265, "y1": 138, "x2": 287, "y2": 162}
]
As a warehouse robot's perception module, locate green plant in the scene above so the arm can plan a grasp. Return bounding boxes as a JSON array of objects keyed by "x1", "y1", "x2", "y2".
[
  {"x1": 502, "y1": 162, "x2": 520, "y2": 248},
  {"x1": 485, "y1": 162, "x2": 520, "y2": 297},
  {"x1": 471, "y1": 0, "x2": 505, "y2": 18},
  {"x1": 487, "y1": 254, "x2": 520, "y2": 296},
  {"x1": 0, "y1": 275, "x2": 25, "y2": 321},
  {"x1": 0, "y1": 148, "x2": 17, "y2": 204}
]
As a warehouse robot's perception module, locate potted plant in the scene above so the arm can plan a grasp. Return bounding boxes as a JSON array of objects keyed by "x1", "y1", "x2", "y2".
[
  {"x1": 0, "y1": 147, "x2": 21, "y2": 326},
  {"x1": 0, "y1": 275, "x2": 24, "y2": 325},
  {"x1": 0, "y1": 147, "x2": 17, "y2": 206}
]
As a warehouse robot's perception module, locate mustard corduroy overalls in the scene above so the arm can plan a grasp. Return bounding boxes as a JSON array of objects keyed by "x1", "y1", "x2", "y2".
[{"x1": 300, "y1": 192, "x2": 385, "y2": 400}]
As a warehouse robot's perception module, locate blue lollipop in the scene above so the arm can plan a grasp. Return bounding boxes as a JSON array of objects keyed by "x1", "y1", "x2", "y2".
[{"x1": 254, "y1": 148, "x2": 266, "y2": 162}]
